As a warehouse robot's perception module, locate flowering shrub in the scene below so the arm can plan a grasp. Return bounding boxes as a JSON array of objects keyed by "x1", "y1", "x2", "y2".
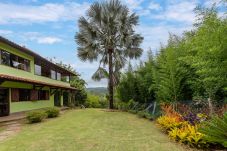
[
  {"x1": 157, "y1": 104, "x2": 209, "y2": 148},
  {"x1": 182, "y1": 112, "x2": 198, "y2": 125},
  {"x1": 157, "y1": 103, "x2": 227, "y2": 149},
  {"x1": 183, "y1": 112, "x2": 208, "y2": 125}
]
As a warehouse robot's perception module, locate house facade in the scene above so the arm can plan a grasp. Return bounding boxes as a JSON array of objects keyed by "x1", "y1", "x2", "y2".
[{"x1": 0, "y1": 36, "x2": 77, "y2": 116}]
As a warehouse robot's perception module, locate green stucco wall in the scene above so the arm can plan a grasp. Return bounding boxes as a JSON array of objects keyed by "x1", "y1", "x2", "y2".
[
  {"x1": 0, "y1": 80, "x2": 63, "y2": 113},
  {"x1": 10, "y1": 100, "x2": 54, "y2": 113},
  {"x1": 0, "y1": 41, "x2": 70, "y2": 87},
  {"x1": 0, "y1": 39, "x2": 67, "y2": 114}
]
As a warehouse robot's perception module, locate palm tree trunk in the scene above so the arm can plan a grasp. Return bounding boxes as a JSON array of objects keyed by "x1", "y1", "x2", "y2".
[{"x1": 108, "y1": 49, "x2": 114, "y2": 109}]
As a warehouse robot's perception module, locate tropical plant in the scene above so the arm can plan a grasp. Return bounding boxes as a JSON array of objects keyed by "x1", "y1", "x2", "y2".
[
  {"x1": 156, "y1": 35, "x2": 191, "y2": 103},
  {"x1": 75, "y1": 0, "x2": 143, "y2": 109},
  {"x1": 199, "y1": 112, "x2": 227, "y2": 147},
  {"x1": 157, "y1": 115, "x2": 185, "y2": 131},
  {"x1": 169, "y1": 124, "x2": 207, "y2": 148},
  {"x1": 160, "y1": 104, "x2": 182, "y2": 120},
  {"x1": 53, "y1": 61, "x2": 87, "y2": 106},
  {"x1": 182, "y1": 112, "x2": 201, "y2": 125}
]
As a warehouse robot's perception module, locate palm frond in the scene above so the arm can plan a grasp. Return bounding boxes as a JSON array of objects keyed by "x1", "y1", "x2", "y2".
[
  {"x1": 92, "y1": 67, "x2": 108, "y2": 81},
  {"x1": 76, "y1": 0, "x2": 143, "y2": 87},
  {"x1": 77, "y1": 46, "x2": 98, "y2": 62}
]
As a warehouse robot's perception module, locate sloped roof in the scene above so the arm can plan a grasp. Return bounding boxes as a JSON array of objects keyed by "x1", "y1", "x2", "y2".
[{"x1": 0, "y1": 74, "x2": 77, "y2": 90}]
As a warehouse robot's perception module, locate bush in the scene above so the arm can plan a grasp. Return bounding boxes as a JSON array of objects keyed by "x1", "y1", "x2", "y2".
[
  {"x1": 157, "y1": 115, "x2": 185, "y2": 131},
  {"x1": 137, "y1": 111, "x2": 154, "y2": 120},
  {"x1": 137, "y1": 111, "x2": 146, "y2": 118},
  {"x1": 181, "y1": 112, "x2": 208, "y2": 126},
  {"x1": 157, "y1": 115, "x2": 208, "y2": 148},
  {"x1": 45, "y1": 107, "x2": 60, "y2": 118},
  {"x1": 116, "y1": 101, "x2": 130, "y2": 111},
  {"x1": 199, "y1": 112, "x2": 227, "y2": 148},
  {"x1": 85, "y1": 94, "x2": 107, "y2": 108},
  {"x1": 26, "y1": 110, "x2": 46, "y2": 123},
  {"x1": 116, "y1": 99, "x2": 136, "y2": 111},
  {"x1": 169, "y1": 124, "x2": 207, "y2": 148},
  {"x1": 144, "y1": 113, "x2": 154, "y2": 120},
  {"x1": 128, "y1": 110, "x2": 137, "y2": 114}
]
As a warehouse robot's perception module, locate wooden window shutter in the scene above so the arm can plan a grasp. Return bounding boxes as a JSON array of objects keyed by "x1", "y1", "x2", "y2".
[
  {"x1": 45, "y1": 91, "x2": 50, "y2": 100},
  {"x1": 11, "y1": 88, "x2": 19, "y2": 102},
  {"x1": 30, "y1": 90, "x2": 38, "y2": 100}
]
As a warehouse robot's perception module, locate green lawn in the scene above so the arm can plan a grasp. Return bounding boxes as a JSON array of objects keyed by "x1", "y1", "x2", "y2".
[
  {"x1": 0, "y1": 127, "x2": 5, "y2": 133},
  {"x1": 0, "y1": 109, "x2": 192, "y2": 151}
]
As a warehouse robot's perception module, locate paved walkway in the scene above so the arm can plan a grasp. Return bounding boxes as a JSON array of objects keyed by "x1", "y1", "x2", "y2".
[
  {"x1": 0, "y1": 121, "x2": 22, "y2": 142},
  {"x1": 0, "y1": 107, "x2": 70, "y2": 123},
  {"x1": 0, "y1": 112, "x2": 26, "y2": 123},
  {"x1": 0, "y1": 107, "x2": 70, "y2": 142}
]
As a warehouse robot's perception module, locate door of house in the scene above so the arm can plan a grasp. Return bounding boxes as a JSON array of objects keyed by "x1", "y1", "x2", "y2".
[
  {"x1": 63, "y1": 92, "x2": 69, "y2": 106},
  {"x1": 0, "y1": 88, "x2": 9, "y2": 116},
  {"x1": 54, "y1": 91, "x2": 61, "y2": 107}
]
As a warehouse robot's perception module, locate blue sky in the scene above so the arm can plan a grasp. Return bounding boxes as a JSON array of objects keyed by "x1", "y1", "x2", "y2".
[{"x1": 0, "y1": 0, "x2": 222, "y2": 87}]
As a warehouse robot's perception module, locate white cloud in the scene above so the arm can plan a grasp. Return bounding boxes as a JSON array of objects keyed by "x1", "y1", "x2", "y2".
[
  {"x1": 136, "y1": 24, "x2": 192, "y2": 52},
  {"x1": 21, "y1": 32, "x2": 62, "y2": 44},
  {"x1": 0, "y1": 2, "x2": 90, "y2": 24},
  {"x1": 123, "y1": 0, "x2": 144, "y2": 10},
  {"x1": 121, "y1": 0, "x2": 197, "y2": 23},
  {"x1": 148, "y1": 1, "x2": 161, "y2": 10},
  {"x1": 150, "y1": 1, "x2": 197, "y2": 23},
  {"x1": 137, "y1": 9, "x2": 151, "y2": 16},
  {"x1": 37, "y1": 37, "x2": 62, "y2": 44},
  {"x1": 0, "y1": 29, "x2": 13, "y2": 36}
]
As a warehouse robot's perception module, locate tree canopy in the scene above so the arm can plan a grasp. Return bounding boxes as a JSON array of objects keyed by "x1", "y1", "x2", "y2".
[{"x1": 75, "y1": 0, "x2": 143, "y2": 108}]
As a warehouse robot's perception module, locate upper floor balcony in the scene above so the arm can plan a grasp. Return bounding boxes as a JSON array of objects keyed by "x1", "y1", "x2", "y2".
[{"x1": 0, "y1": 37, "x2": 76, "y2": 88}]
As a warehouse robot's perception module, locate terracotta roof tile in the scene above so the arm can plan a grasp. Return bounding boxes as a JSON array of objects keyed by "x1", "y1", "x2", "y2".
[{"x1": 0, "y1": 74, "x2": 77, "y2": 90}]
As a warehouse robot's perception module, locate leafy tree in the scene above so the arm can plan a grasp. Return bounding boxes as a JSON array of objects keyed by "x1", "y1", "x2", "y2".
[
  {"x1": 75, "y1": 0, "x2": 143, "y2": 109},
  {"x1": 54, "y1": 61, "x2": 87, "y2": 106},
  {"x1": 116, "y1": 63, "x2": 136, "y2": 102},
  {"x1": 187, "y1": 7, "x2": 227, "y2": 113},
  {"x1": 116, "y1": 3, "x2": 227, "y2": 112},
  {"x1": 117, "y1": 51, "x2": 156, "y2": 104},
  {"x1": 155, "y1": 35, "x2": 191, "y2": 104}
]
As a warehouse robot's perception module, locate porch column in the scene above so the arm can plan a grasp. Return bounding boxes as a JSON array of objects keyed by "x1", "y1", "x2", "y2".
[
  {"x1": 60, "y1": 91, "x2": 63, "y2": 106},
  {"x1": 9, "y1": 88, "x2": 11, "y2": 114}
]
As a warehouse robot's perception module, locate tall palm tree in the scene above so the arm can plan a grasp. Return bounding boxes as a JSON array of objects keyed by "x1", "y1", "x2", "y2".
[{"x1": 75, "y1": 0, "x2": 143, "y2": 109}]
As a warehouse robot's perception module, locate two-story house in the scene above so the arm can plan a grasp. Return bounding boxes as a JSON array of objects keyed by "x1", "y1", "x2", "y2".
[{"x1": 0, "y1": 36, "x2": 77, "y2": 116}]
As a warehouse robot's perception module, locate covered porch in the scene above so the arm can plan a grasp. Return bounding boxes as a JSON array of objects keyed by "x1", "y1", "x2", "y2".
[{"x1": 0, "y1": 74, "x2": 77, "y2": 117}]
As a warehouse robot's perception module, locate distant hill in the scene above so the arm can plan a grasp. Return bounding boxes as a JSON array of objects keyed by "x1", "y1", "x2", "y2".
[{"x1": 86, "y1": 87, "x2": 108, "y2": 96}]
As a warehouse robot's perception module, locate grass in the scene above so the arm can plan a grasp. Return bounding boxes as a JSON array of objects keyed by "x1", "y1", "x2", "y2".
[
  {"x1": 0, "y1": 109, "x2": 192, "y2": 151},
  {"x1": 0, "y1": 127, "x2": 5, "y2": 133}
]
